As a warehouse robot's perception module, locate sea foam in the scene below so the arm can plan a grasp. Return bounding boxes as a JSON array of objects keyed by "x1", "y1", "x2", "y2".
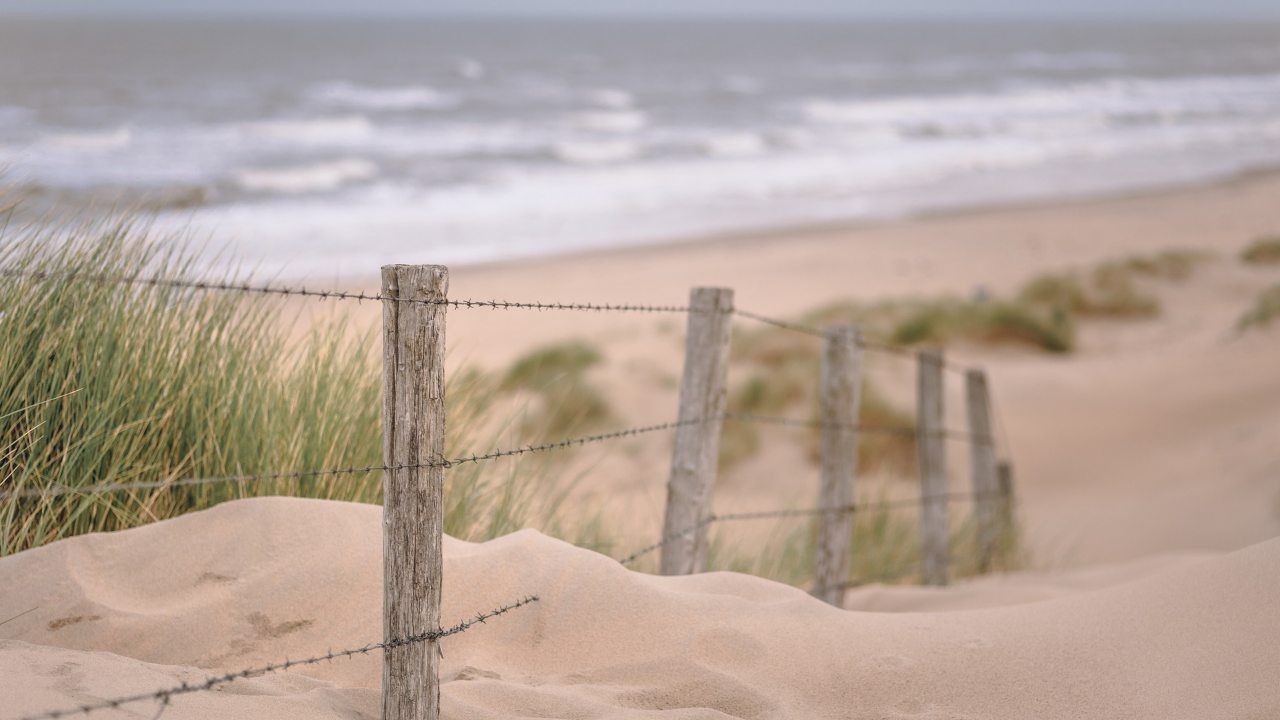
[
  {"x1": 309, "y1": 82, "x2": 459, "y2": 111},
  {"x1": 235, "y1": 158, "x2": 378, "y2": 194}
]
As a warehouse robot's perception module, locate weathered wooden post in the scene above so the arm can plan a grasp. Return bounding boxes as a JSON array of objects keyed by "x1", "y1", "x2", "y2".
[
  {"x1": 997, "y1": 460, "x2": 1016, "y2": 550},
  {"x1": 917, "y1": 348, "x2": 949, "y2": 586},
  {"x1": 382, "y1": 265, "x2": 447, "y2": 720},
  {"x1": 965, "y1": 369, "x2": 999, "y2": 572},
  {"x1": 660, "y1": 287, "x2": 734, "y2": 575},
  {"x1": 812, "y1": 326, "x2": 862, "y2": 605}
]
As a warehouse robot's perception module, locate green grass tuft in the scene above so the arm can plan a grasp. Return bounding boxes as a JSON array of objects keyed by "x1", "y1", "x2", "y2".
[
  {"x1": 890, "y1": 299, "x2": 1075, "y2": 353},
  {"x1": 1241, "y1": 236, "x2": 1280, "y2": 266},
  {"x1": 1117, "y1": 249, "x2": 1212, "y2": 281},
  {"x1": 1236, "y1": 284, "x2": 1280, "y2": 332}
]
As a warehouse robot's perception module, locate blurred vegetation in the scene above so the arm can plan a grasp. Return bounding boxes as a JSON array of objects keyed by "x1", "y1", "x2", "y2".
[
  {"x1": 703, "y1": 492, "x2": 1024, "y2": 589},
  {"x1": 724, "y1": 323, "x2": 915, "y2": 473},
  {"x1": 0, "y1": 207, "x2": 1044, "y2": 593},
  {"x1": 1240, "y1": 236, "x2": 1280, "y2": 266},
  {"x1": 0, "y1": 216, "x2": 601, "y2": 555},
  {"x1": 1236, "y1": 284, "x2": 1280, "y2": 332},
  {"x1": 499, "y1": 339, "x2": 614, "y2": 438}
]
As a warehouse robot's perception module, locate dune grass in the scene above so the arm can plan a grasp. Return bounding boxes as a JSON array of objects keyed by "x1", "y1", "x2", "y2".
[
  {"x1": 705, "y1": 492, "x2": 1023, "y2": 588},
  {"x1": 1114, "y1": 249, "x2": 1212, "y2": 281},
  {"x1": 1017, "y1": 248, "x2": 1211, "y2": 322},
  {"x1": 0, "y1": 216, "x2": 598, "y2": 555},
  {"x1": 889, "y1": 298, "x2": 1076, "y2": 353},
  {"x1": 1240, "y1": 236, "x2": 1280, "y2": 266},
  {"x1": 0, "y1": 210, "x2": 1021, "y2": 591},
  {"x1": 498, "y1": 339, "x2": 614, "y2": 439},
  {"x1": 723, "y1": 324, "x2": 916, "y2": 472},
  {"x1": 1236, "y1": 284, "x2": 1280, "y2": 332},
  {"x1": 1018, "y1": 266, "x2": 1157, "y2": 319}
]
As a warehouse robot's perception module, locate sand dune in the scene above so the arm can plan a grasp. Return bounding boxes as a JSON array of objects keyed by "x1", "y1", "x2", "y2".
[
  {"x1": 283, "y1": 170, "x2": 1280, "y2": 568},
  {"x1": 3, "y1": 497, "x2": 1277, "y2": 719}
]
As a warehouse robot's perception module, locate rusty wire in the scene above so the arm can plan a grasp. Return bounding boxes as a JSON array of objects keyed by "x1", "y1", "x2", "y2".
[{"x1": 15, "y1": 595, "x2": 539, "y2": 720}]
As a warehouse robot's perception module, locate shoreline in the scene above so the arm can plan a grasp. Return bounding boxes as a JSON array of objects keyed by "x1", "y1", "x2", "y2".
[{"x1": 323, "y1": 163, "x2": 1280, "y2": 283}]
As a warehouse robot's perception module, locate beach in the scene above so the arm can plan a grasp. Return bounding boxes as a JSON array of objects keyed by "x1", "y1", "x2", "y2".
[
  {"x1": 275, "y1": 169, "x2": 1280, "y2": 569},
  {"x1": 3, "y1": 165, "x2": 1279, "y2": 719},
  {"x1": 4, "y1": 12, "x2": 1280, "y2": 720},
  {"x1": 3, "y1": 498, "x2": 1278, "y2": 719}
]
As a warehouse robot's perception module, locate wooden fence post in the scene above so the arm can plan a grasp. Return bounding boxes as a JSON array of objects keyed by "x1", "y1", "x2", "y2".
[
  {"x1": 917, "y1": 348, "x2": 949, "y2": 586},
  {"x1": 660, "y1": 286, "x2": 734, "y2": 575},
  {"x1": 965, "y1": 369, "x2": 999, "y2": 572},
  {"x1": 382, "y1": 264, "x2": 447, "y2": 720},
  {"x1": 997, "y1": 460, "x2": 1016, "y2": 547},
  {"x1": 812, "y1": 326, "x2": 862, "y2": 605}
]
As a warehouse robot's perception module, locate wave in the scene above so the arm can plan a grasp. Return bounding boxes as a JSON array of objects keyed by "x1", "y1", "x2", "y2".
[
  {"x1": 239, "y1": 116, "x2": 374, "y2": 145},
  {"x1": 800, "y1": 72, "x2": 1280, "y2": 139},
  {"x1": 571, "y1": 110, "x2": 648, "y2": 133},
  {"x1": 1010, "y1": 50, "x2": 1128, "y2": 71},
  {"x1": 704, "y1": 132, "x2": 767, "y2": 157},
  {"x1": 235, "y1": 158, "x2": 378, "y2": 194},
  {"x1": 39, "y1": 126, "x2": 132, "y2": 151},
  {"x1": 589, "y1": 88, "x2": 635, "y2": 109},
  {"x1": 553, "y1": 139, "x2": 640, "y2": 164},
  {"x1": 309, "y1": 82, "x2": 459, "y2": 111}
]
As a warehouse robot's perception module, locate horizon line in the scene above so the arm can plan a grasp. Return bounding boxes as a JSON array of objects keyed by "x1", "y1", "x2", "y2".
[{"x1": 3, "y1": 10, "x2": 1279, "y2": 22}]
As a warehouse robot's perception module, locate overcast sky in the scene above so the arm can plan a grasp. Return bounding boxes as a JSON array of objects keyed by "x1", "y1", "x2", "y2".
[{"x1": 2, "y1": 0, "x2": 1278, "y2": 19}]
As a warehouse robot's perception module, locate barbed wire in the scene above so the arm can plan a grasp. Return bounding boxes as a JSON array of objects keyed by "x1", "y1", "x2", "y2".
[
  {"x1": 5, "y1": 411, "x2": 995, "y2": 501},
  {"x1": 730, "y1": 308, "x2": 827, "y2": 338},
  {"x1": 3, "y1": 418, "x2": 712, "y2": 500},
  {"x1": 729, "y1": 306, "x2": 981, "y2": 373},
  {"x1": 6, "y1": 269, "x2": 997, "y2": 376},
  {"x1": 1, "y1": 270, "x2": 694, "y2": 314},
  {"x1": 2, "y1": 462, "x2": 400, "y2": 501},
  {"x1": 723, "y1": 412, "x2": 989, "y2": 444},
  {"x1": 15, "y1": 595, "x2": 539, "y2": 720},
  {"x1": 433, "y1": 417, "x2": 708, "y2": 469},
  {"x1": 617, "y1": 491, "x2": 1001, "y2": 566}
]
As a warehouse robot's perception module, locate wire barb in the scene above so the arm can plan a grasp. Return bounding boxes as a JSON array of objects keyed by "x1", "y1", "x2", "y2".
[
  {"x1": 1, "y1": 270, "x2": 694, "y2": 314},
  {"x1": 15, "y1": 595, "x2": 539, "y2": 720}
]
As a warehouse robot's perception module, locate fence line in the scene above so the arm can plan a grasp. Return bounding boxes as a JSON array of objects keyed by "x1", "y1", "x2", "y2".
[
  {"x1": 1, "y1": 418, "x2": 712, "y2": 500},
  {"x1": 5, "y1": 269, "x2": 981, "y2": 372},
  {"x1": 724, "y1": 412, "x2": 989, "y2": 444},
  {"x1": 5, "y1": 263, "x2": 1022, "y2": 720},
  {"x1": 616, "y1": 490, "x2": 1004, "y2": 567},
  {"x1": 2, "y1": 269, "x2": 697, "y2": 313},
  {"x1": 15, "y1": 595, "x2": 539, "y2": 720},
  {"x1": 5, "y1": 413, "x2": 985, "y2": 501}
]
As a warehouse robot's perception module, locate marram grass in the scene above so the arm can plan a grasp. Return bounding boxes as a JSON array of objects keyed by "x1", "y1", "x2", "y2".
[
  {"x1": 0, "y1": 216, "x2": 593, "y2": 555},
  {"x1": 0, "y1": 212, "x2": 1017, "y2": 592}
]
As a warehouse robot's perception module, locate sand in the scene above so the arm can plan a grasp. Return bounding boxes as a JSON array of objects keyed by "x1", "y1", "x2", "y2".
[
  {"x1": 5, "y1": 174, "x2": 1280, "y2": 718},
  {"x1": 3, "y1": 497, "x2": 1278, "y2": 720},
  {"x1": 285, "y1": 171, "x2": 1280, "y2": 568}
]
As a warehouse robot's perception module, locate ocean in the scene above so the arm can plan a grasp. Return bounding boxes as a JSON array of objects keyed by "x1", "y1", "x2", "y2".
[{"x1": 2, "y1": 16, "x2": 1279, "y2": 275}]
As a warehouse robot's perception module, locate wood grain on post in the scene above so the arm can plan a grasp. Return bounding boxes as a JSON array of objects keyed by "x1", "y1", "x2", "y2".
[
  {"x1": 812, "y1": 326, "x2": 862, "y2": 606},
  {"x1": 381, "y1": 265, "x2": 447, "y2": 720},
  {"x1": 965, "y1": 369, "x2": 999, "y2": 572},
  {"x1": 917, "y1": 348, "x2": 949, "y2": 586},
  {"x1": 660, "y1": 287, "x2": 734, "y2": 575}
]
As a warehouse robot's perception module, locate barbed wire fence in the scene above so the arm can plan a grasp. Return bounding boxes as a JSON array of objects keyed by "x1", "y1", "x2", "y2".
[{"x1": 3, "y1": 266, "x2": 1019, "y2": 720}]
